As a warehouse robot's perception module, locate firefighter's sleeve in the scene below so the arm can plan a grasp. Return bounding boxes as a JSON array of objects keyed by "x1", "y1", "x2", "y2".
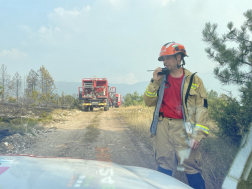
[
  {"x1": 143, "y1": 78, "x2": 162, "y2": 107},
  {"x1": 192, "y1": 78, "x2": 209, "y2": 142}
]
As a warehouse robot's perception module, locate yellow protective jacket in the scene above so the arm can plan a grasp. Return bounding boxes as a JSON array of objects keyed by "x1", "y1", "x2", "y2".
[{"x1": 144, "y1": 68, "x2": 209, "y2": 142}]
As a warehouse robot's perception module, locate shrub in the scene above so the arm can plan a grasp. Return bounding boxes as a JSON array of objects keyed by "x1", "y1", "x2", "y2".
[
  {"x1": 123, "y1": 91, "x2": 145, "y2": 107},
  {"x1": 206, "y1": 88, "x2": 252, "y2": 144}
]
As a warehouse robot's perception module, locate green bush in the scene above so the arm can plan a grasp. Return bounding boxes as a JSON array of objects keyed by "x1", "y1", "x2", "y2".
[
  {"x1": 10, "y1": 119, "x2": 22, "y2": 125},
  {"x1": 239, "y1": 81, "x2": 252, "y2": 128},
  {"x1": 209, "y1": 94, "x2": 243, "y2": 143},
  {"x1": 207, "y1": 89, "x2": 252, "y2": 144},
  {"x1": 72, "y1": 98, "x2": 83, "y2": 109},
  {"x1": 0, "y1": 117, "x2": 42, "y2": 135},
  {"x1": 41, "y1": 111, "x2": 47, "y2": 118},
  {"x1": 8, "y1": 97, "x2": 17, "y2": 103},
  {"x1": 38, "y1": 111, "x2": 53, "y2": 122},
  {"x1": 123, "y1": 91, "x2": 145, "y2": 107}
]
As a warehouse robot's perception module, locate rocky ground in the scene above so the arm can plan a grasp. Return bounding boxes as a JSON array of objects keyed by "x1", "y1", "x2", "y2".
[{"x1": 0, "y1": 108, "x2": 156, "y2": 170}]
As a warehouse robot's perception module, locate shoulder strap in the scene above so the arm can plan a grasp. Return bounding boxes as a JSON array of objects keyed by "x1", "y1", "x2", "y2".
[{"x1": 185, "y1": 72, "x2": 197, "y2": 108}]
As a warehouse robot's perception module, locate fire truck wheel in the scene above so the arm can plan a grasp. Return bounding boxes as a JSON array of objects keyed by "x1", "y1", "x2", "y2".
[
  {"x1": 104, "y1": 106, "x2": 108, "y2": 111},
  {"x1": 84, "y1": 106, "x2": 90, "y2": 111},
  {"x1": 90, "y1": 107, "x2": 93, "y2": 111}
]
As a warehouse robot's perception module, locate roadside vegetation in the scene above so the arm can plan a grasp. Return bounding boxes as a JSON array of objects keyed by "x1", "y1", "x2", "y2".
[
  {"x1": 0, "y1": 64, "x2": 81, "y2": 108},
  {"x1": 0, "y1": 63, "x2": 82, "y2": 140},
  {"x1": 202, "y1": 9, "x2": 252, "y2": 189},
  {"x1": 0, "y1": 108, "x2": 80, "y2": 140}
]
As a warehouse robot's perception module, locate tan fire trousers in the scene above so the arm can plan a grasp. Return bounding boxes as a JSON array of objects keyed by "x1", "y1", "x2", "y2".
[{"x1": 154, "y1": 117, "x2": 202, "y2": 174}]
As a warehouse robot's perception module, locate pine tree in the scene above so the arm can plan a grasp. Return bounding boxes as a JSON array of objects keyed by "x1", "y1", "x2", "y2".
[
  {"x1": 44, "y1": 69, "x2": 56, "y2": 99},
  {"x1": 26, "y1": 69, "x2": 39, "y2": 97},
  {"x1": 202, "y1": 9, "x2": 252, "y2": 140},
  {"x1": 202, "y1": 9, "x2": 252, "y2": 85},
  {"x1": 37, "y1": 65, "x2": 46, "y2": 96},
  {"x1": 0, "y1": 64, "x2": 11, "y2": 102},
  {"x1": 11, "y1": 72, "x2": 22, "y2": 103},
  {"x1": 37, "y1": 65, "x2": 56, "y2": 102},
  {"x1": 0, "y1": 85, "x2": 3, "y2": 96}
]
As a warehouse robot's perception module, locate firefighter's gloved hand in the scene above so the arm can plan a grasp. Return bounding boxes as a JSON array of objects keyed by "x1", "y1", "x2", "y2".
[
  {"x1": 190, "y1": 138, "x2": 200, "y2": 150},
  {"x1": 153, "y1": 67, "x2": 163, "y2": 81}
]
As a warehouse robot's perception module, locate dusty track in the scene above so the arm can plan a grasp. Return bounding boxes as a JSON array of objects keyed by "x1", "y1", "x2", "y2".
[{"x1": 9, "y1": 108, "x2": 157, "y2": 170}]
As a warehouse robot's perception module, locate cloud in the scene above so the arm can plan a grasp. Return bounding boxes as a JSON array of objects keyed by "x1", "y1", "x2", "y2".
[
  {"x1": 37, "y1": 26, "x2": 61, "y2": 40},
  {"x1": 20, "y1": 24, "x2": 63, "y2": 44},
  {"x1": 19, "y1": 25, "x2": 32, "y2": 33},
  {"x1": 107, "y1": 0, "x2": 175, "y2": 8},
  {"x1": 162, "y1": 0, "x2": 175, "y2": 6},
  {"x1": 54, "y1": 7, "x2": 81, "y2": 17},
  {"x1": 47, "y1": 6, "x2": 91, "y2": 32},
  {"x1": 20, "y1": 5, "x2": 91, "y2": 43},
  {"x1": 0, "y1": 48, "x2": 28, "y2": 59},
  {"x1": 51, "y1": 6, "x2": 91, "y2": 18},
  {"x1": 108, "y1": 0, "x2": 126, "y2": 8},
  {"x1": 108, "y1": 73, "x2": 139, "y2": 85}
]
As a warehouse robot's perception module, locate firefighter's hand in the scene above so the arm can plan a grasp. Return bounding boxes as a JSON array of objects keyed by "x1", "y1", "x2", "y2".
[
  {"x1": 190, "y1": 138, "x2": 200, "y2": 150},
  {"x1": 153, "y1": 67, "x2": 163, "y2": 81}
]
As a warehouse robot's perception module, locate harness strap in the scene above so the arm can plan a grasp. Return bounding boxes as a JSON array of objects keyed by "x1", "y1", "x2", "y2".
[{"x1": 185, "y1": 72, "x2": 197, "y2": 108}]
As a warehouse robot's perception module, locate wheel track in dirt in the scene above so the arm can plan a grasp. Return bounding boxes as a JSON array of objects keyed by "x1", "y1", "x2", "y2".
[{"x1": 8, "y1": 108, "x2": 157, "y2": 170}]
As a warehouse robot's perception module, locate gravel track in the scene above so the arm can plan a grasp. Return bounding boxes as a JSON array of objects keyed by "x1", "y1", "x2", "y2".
[{"x1": 0, "y1": 108, "x2": 157, "y2": 170}]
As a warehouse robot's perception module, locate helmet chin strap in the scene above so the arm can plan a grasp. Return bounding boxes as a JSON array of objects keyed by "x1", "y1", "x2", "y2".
[{"x1": 174, "y1": 55, "x2": 181, "y2": 69}]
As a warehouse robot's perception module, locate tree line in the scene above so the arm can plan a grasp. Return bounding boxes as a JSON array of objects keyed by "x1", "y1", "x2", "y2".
[{"x1": 0, "y1": 64, "x2": 78, "y2": 107}]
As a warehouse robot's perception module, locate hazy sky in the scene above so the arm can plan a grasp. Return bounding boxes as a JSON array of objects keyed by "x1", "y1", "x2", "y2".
[{"x1": 0, "y1": 0, "x2": 251, "y2": 97}]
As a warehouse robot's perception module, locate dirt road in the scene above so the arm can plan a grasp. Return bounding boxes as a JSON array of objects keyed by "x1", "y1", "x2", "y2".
[{"x1": 1, "y1": 108, "x2": 157, "y2": 170}]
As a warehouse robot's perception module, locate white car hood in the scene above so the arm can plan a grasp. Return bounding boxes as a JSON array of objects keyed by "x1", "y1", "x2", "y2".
[{"x1": 0, "y1": 155, "x2": 191, "y2": 189}]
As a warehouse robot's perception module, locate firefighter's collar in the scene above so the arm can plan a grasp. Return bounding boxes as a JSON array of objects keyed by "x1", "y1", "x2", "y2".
[{"x1": 183, "y1": 68, "x2": 193, "y2": 77}]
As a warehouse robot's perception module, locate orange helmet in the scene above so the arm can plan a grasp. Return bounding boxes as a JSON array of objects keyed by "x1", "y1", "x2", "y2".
[{"x1": 158, "y1": 42, "x2": 188, "y2": 61}]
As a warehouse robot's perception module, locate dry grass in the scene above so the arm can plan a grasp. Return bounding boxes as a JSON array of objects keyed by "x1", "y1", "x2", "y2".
[
  {"x1": 118, "y1": 105, "x2": 240, "y2": 189},
  {"x1": 51, "y1": 109, "x2": 81, "y2": 120},
  {"x1": 117, "y1": 106, "x2": 155, "y2": 149},
  {"x1": 83, "y1": 109, "x2": 102, "y2": 143},
  {"x1": 0, "y1": 108, "x2": 82, "y2": 137}
]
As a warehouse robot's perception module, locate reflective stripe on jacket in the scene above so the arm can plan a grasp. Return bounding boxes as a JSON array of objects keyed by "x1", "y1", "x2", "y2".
[{"x1": 143, "y1": 68, "x2": 209, "y2": 142}]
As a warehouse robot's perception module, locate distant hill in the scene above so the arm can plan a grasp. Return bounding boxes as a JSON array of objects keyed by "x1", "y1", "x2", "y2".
[{"x1": 55, "y1": 81, "x2": 150, "y2": 99}]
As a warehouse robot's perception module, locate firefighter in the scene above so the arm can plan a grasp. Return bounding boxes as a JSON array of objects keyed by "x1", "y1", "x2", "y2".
[
  {"x1": 111, "y1": 100, "x2": 114, "y2": 108},
  {"x1": 144, "y1": 42, "x2": 209, "y2": 189}
]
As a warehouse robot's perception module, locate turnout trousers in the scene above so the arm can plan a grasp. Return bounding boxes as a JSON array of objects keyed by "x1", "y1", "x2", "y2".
[{"x1": 154, "y1": 117, "x2": 202, "y2": 174}]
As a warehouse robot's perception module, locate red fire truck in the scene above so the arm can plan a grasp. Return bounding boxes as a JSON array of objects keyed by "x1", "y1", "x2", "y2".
[
  {"x1": 108, "y1": 87, "x2": 121, "y2": 108},
  {"x1": 115, "y1": 93, "x2": 121, "y2": 108},
  {"x1": 78, "y1": 77, "x2": 109, "y2": 111},
  {"x1": 108, "y1": 87, "x2": 116, "y2": 107}
]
